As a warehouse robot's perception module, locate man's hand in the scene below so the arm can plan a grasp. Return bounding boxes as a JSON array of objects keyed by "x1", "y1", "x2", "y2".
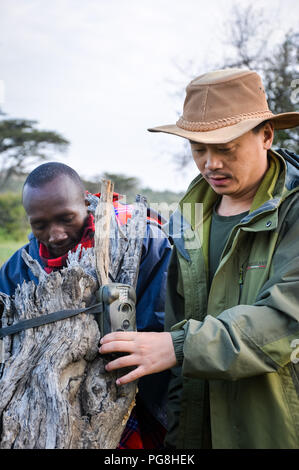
[{"x1": 99, "y1": 331, "x2": 177, "y2": 385}]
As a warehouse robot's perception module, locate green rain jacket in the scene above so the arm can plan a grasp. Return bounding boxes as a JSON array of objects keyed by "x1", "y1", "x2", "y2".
[{"x1": 164, "y1": 149, "x2": 299, "y2": 449}]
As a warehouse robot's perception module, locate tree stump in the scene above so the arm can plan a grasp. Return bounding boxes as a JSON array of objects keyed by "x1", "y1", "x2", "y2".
[{"x1": 0, "y1": 187, "x2": 148, "y2": 449}]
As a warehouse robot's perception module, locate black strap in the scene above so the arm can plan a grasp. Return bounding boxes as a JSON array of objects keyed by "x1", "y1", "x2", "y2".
[
  {"x1": 0, "y1": 302, "x2": 103, "y2": 339},
  {"x1": 276, "y1": 148, "x2": 299, "y2": 170}
]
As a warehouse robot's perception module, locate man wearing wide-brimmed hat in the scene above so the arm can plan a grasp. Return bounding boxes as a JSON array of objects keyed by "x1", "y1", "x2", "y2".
[{"x1": 100, "y1": 68, "x2": 299, "y2": 449}]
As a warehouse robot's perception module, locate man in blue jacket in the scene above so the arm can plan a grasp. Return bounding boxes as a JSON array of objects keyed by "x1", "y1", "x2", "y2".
[{"x1": 0, "y1": 161, "x2": 172, "y2": 449}]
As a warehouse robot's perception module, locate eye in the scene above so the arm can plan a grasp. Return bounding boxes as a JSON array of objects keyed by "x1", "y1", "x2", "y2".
[
  {"x1": 61, "y1": 215, "x2": 74, "y2": 223},
  {"x1": 32, "y1": 223, "x2": 46, "y2": 231}
]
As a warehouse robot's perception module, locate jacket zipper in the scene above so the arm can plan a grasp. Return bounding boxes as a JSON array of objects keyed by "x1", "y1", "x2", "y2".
[{"x1": 238, "y1": 267, "x2": 244, "y2": 304}]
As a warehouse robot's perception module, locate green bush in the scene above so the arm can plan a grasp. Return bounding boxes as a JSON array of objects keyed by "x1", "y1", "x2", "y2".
[
  {"x1": 0, "y1": 192, "x2": 30, "y2": 241},
  {"x1": 0, "y1": 239, "x2": 28, "y2": 266}
]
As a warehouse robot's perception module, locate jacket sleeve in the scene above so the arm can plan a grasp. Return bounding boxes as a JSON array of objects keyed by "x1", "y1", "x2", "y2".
[
  {"x1": 0, "y1": 245, "x2": 29, "y2": 296},
  {"x1": 135, "y1": 222, "x2": 172, "y2": 426},
  {"x1": 0, "y1": 237, "x2": 40, "y2": 296},
  {"x1": 135, "y1": 222, "x2": 172, "y2": 331},
  {"x1": 163, "y1": 245, "x2": 185, "y2": 446},
  {"x1": 170, "y1": 196, "x2": 299, "y2": 381}
]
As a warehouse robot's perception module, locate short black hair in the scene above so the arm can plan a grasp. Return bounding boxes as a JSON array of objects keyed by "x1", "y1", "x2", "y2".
[
  {"x1": 23, "y1": 162, "x2": 85, "y2": 191},
  {"x1": 251, "y1": 120, "x2": 271, "y2": 134}
]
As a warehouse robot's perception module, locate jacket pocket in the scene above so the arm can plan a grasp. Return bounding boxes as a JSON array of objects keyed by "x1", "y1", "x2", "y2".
[
  {"x1": 245, "y1": 261, "x2": 267, "y2": 271},
  {"x1": 240, "y1": 260, "x2": 268, "y2": 304}
]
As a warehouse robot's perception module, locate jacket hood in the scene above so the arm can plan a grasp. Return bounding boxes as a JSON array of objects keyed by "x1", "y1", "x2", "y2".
[{"x1": 275, "y1": 148, "x2": 299, "y2": 190}]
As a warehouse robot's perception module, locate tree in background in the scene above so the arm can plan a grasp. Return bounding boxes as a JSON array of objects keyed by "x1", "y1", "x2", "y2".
[
  {"x1": 0, "y1": 192, "x2": 29, "y2": 241},
  {"x1": 221, "y1": 4, "x2": 299, "y2": 151},
  {"x1": 0, "y1": 118, "x2": 69, "y2": 189},
  {"x1": 83, "y1": 172, "x2": 140, "y2": 202},
  {"x1": 173, "y1": 3, "x2": 299, "y2": 166},
  {"x1": 263, "y1": 32, "x2": 299, "y2": 149},
  {"x1": 83, "y1": 172, "x2": 184, "y2": 205}
]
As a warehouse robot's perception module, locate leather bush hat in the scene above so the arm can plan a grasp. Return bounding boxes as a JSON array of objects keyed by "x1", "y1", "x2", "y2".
[{"x1": 148, "y1": 68, "x2": 299, "y2": 144}]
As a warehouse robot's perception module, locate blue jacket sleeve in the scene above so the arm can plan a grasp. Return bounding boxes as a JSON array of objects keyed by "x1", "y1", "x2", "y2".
[
  {"x1": 135, "y1": 222, "x2": 172, "y2": 425},
  {"x1": 0, "y1": 234, "x2": 41, "y2": 296},
  {"x1": 135, "y1": 223, "x2": 172, "y2": 332}
]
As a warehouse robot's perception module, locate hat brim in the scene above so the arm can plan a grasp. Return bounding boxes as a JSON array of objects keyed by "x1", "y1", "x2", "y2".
[{"x1": 148, "y1": 112, "x2": 299, "y2": 144}]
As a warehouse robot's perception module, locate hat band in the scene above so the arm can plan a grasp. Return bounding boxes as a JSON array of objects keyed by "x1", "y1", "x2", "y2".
[{"x1": 176, "y1": 111, "x2": 274, "y2": 132}]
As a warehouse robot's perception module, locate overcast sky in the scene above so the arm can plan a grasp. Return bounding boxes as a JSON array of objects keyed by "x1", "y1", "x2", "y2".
[{"x1": 1, "y1": 0, "x2": 298, "y2": 191}]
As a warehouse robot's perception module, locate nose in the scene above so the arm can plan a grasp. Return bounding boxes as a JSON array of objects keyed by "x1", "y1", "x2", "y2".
[
  {"x1": 48, "y1": 225, "x2": 68, "y2": 244},
  {"x1": 205, "y1": 151, "x2": 223, "y2": 171}
]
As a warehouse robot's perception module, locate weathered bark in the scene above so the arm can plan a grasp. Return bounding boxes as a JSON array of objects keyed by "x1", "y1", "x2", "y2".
[
  {"x1": 0, "y1": 189, "x2": 147, "y2": 449},
  {"x1": 94, "y1": 179, "x2": 114, "y2": 286}
]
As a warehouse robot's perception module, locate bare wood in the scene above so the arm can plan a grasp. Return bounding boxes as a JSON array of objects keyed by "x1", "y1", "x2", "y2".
[
  {"x1": 0, "y1": 249, "x2": 137, "y2": 449},
  {"x1": 91, "y1": 188, "x2": 148, "y2": 287},
  {"x1": 118, "y1": 195, "x2": 147, "y2": 288},
  {"x1": 94, "y1": 179, "x2": 114, "y2": 285}
]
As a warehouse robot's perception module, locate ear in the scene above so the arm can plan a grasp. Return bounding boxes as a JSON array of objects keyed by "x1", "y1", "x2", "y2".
[
  {"x1": 84, "y1": 191, "x2": 90, "y2": 207},
  {"x1": 263, "y1": 121, "x2": 274, "y2": 150}
]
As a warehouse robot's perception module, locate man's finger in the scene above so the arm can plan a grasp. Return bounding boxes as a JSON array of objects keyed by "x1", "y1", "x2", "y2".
[
  {"x1": 100, "y1": 331, "x2": 137, "y2": 344},
  {"x1": 115, "y1": 366, "x2": 146, "y2": 386},
  {"x1": 99, "y1": 340, "x2": 135, "y2": 355},
  {"x1": 105, "y1": 353, "x2": 139, "y2": 372}
]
